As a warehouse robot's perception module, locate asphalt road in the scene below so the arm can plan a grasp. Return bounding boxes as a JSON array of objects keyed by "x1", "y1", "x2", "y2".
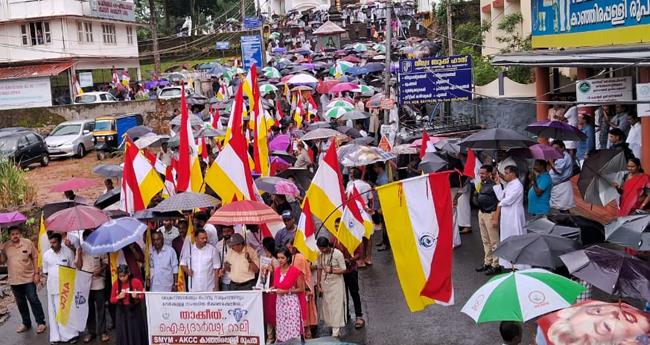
[{"x1": 0, "y1": 212, "x2": 530, "y2": 345}]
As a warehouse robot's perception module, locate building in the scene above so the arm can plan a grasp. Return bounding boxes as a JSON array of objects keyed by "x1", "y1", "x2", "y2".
[
  {"x1": 0, "y1": 0, "x2": 140, "y2": 109},
  {"x1": 480, "y1": 0, "x2": 531, "y2": 56},
  {"x1": 261, "y1": 0, "x2": 331, "y2": 16}
]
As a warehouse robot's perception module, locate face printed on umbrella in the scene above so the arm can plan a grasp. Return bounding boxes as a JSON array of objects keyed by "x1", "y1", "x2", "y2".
[{"x1": 547, "y1": 301, "x2": 650, "y2": 344}]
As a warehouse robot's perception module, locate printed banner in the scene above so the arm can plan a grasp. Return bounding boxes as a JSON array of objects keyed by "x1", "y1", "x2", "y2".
[
  {"x1": 575, "y1": 76, "x2": 633, "y2": 104},
  {"x1": 637, "y1": 83, "x2": 650, "y2": 117},
  {"x1": 145, "y1": 291, "x2": 265, "y2": 345},
  {"x1": 56, "y1": 266, "x2": 92, "y2": 332},
  {"x1": 241, "y1": 35, "x2": 264, "y2": 71},
  {"x1": 398, "y1": 55, "x2": 472, "y2": 105}
]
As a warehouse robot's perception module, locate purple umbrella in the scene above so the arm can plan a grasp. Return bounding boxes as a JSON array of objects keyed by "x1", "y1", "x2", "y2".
[
  {"x1": 529, "y1": 144, "x2": 563, "y2": 160},
  {"x1": 0, "y1": 212, "x2": 27, "y2": 227},
  {"x1": 269, "y1": 134, "x2": 291, "y2": 151},
  {"x1": 526, "y1": 120, "x2": 587, "y2": 141}
]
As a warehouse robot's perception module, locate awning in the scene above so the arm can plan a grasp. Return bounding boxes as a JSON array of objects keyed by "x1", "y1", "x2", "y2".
[
  {"x1": 0, "y1": 61, "x2": 74, "y2": 80},
  {"x1": 491, "y1": 44, "x2": 650, "y2": 67}
]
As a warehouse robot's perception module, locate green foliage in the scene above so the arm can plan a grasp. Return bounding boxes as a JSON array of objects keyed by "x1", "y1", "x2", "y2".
[
  {"x1": 494, "y1": 13, "x2": 532, "y2": 84},
  {"x1": 0, "y1": 157, "x2": 35, "y2": 211}
]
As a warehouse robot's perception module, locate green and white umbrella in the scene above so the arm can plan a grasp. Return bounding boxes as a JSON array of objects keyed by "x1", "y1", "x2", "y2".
[
  {"x1": 353, "y1": 43, "x2": 368, "y2": 52},
  {"x1": 231, "y1": 67, "x2": 245, "y2": 75},
  {"x1": 324, "y1": 106, "x2": 354, "y2": 119},
  {"x1": 263, "y1": 67, "x2": 281, "y2": 79},
  {"x1": 373, "y1": 44, "x2": 386, "y2": 53},
  {"x1": 259, "y1": 84, "x2": 278, "y2": 95},
  {"x1": 351, "y1": 85, "x2": 375, "y2": 95},
  {"x1": 329, "y1": 61, "x2": 354, "y2": 76},
  {"x1": 221, "y1": 70, "x2": 234, "y2": 82},
  {"x1": 269, "y1": 32, "x2": 280, "y2": 40},
  {"x1": 461, "y1": 268, "x2": 585, "y2": 323},
  {"x1": 326, "y1": 99, "x2": 355, "y2": 109}
]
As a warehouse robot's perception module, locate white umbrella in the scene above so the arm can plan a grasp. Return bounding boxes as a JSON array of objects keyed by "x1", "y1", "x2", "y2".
[{"x1": 288, "y1": 73, "x2": 318, "y2": 84}]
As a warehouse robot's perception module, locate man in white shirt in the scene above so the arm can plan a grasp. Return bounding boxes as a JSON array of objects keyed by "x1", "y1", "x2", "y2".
[
  {"x1": 563, "y1": 105, "x2": 578, "y2": 154},
  {"x1": 75, "y1": 231, "x2": 109, "y2": 343},
  {"x1": 180, "y1": 229, "x2": 220, "y2": 292},
  {"x1": 346, "y1": 168, "x2": 373, "y2": 206},
  {"x1": 149, "y1": 232, "x2": 178, "y2": 292},
  {"x1": 157, "y1": 219, "x2": 179, "y2": 247},
  {"x1": 492, "y1": 166, "x2": 527, "y2": 272},
  {"x1": 42, "y1": 233, "x2": 78, "y2": 343},
  {"x1": 626, "y1": 113, "x2": 641, "y2": 159}
]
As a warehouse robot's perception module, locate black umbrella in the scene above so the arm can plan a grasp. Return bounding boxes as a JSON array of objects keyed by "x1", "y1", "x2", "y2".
[
  {"x1": 104, "y1": 209, "x2": 129, "y2": 219},
  {"x1": 560, "y1": 245, "x2": 650, "y2": 300},
  {"x1": 577, "y1": 148, "x2": 627, "y2": 206},
  {"x1": 92, "y1": 164, "x2": 123, "y2": 178},
  {"x1": 125, "y1": 125, "x2": 153, "y2": 139},
  {"x1": 133, "y1": 209, "x2": 184, "y2": 221},
  {"x1": 94, "y1": 189, "x2": 120, "y2": 209},
  {"x1": 186, "y1": 94, "x2": 208, "y2": 106},
  {"x1": 459, "y1": 128, "x2": 535, "y2": 150},
  {"x1": 604, "y1": 214, "x2": 650, "y2": 249},
  {"x1": 307, "y1": 121, "x2": 332, "y2": 131},
  {"x1": 336, "y1": 126, "x2": 362, "y2": 139},
  {"x1": 42, "y1": 200, "x2": 83, "y2": 218},
  {"x1": 277, "y1": 168, "x2": 313, "y2": 192},
  {"x1": 493, "y1": 232, "x2": 581, "y2": 269},
  {"x1": 548, "y1": 214, "x2": 606, "y2": 245},
  {"x1": 271, "y1": 150, "x2": 297, "y2": 164},
  {"x1": 525, "y1": 216, "x2": 581, "y2": 241},
  {"x1": 419, "y1": 152, "x2": 449, "y2": 173}
]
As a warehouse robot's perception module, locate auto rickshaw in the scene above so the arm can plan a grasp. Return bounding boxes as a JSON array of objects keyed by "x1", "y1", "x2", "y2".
[{"x1": 93, "y1": 113, "x2": 143, "y2": 160}]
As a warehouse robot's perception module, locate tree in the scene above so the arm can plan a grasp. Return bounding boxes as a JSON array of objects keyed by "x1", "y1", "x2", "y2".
[{"x1": 495, "y1": 13, "x2": 532, "y2": 84}]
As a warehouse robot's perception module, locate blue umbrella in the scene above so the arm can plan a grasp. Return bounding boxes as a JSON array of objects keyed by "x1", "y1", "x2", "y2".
[
  {"x1": 81, "y1": 217, "x2": 147, "y2": 255},
  {"x1": 364, "y1": 62, "x2": 385, "y2": 73},
  {"x1": 347, "y1": 67, "x2": 369, "y2": 76}
]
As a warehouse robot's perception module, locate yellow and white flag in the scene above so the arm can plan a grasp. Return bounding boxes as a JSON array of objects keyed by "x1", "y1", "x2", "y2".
[
  {"x1": 37, "y1": 213, "x2": 49, "y2": 269},
  {"x1": 336, "y1": 186, "x2": 374, "y2": 254},
  {"x1": 376, "y1": 172, "x2": 455, "y2": 312},
  {"x1": 56, "y1": 266, "x2": 92, "y2": 332}
]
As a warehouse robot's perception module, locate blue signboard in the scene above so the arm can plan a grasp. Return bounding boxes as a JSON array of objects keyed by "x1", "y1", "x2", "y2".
[
  {"x1": 398, "y1": 55, "x2": 472, "y2": 105},
  {"x1": 531, "y1": 0, "x2": 650, "y2": 48},
  {"x1": 216, "y1": 41, "x2": 230, "y2": 50},
  {"x1": 240, "y1": 35, "x2": 264, "y2": 71},
  {"x1": 243, "y1": 17, "x2": 263, "y2": 30}
]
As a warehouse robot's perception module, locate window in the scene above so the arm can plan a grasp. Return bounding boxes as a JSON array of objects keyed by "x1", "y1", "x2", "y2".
[
  {"x1": 101, "y1": 24, "x2": 116, "y2": 44},
  {"x1": 20, "y1": 21, "x2": 51, "y2": 46},
  {"x1": 126, "y1": 26, "x2": 133, "y2": 45},
  {"x1": 77, "y1": 21, "x2": 93, "y2": 43}
]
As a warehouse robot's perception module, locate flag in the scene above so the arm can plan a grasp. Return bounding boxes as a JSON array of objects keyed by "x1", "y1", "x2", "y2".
[
  {"x1": 72, "y1": 75, "x2": 84, "y2": 97},
  {"x1": 419, "y1": 131, "x2": 432, "y2": 158},
  {"x1": 176, "y1": 83, "x2": 203, "y2": 192},
  {"x1": 37, "y1": 213, "x2": 49, "y2": 269},
  {"x1": 336, "y1": 186, "x2": 374, "y2": 254},
  {"x1": 120, "y1": 138, "x2": 164, "y2": 212},
  {"x1": 293, "y1": 95, "x2": 304, "y2": 128},
  {"x1": 121, "y1": 70, "x2": 130, "y2": 87},
  {"x1": 225, "y1": 85, "x2": 248, "y2": 144},
  {"x1": 109, "y1": 251, "x2": 127, "y2": 285},
  {"x1": 177, "y1": 218, "x2": 196, "y2": 292},
  {"x1": 211, "y1": 107, "x2": 223, "y2": 130},
  {"x1": 376, "y1": 172, "x2": 454, "y2": 312},
  {"x1": 294, "y1": 198, "x2": 319, "y2": 262},
  {"x1": 56, "y1": 266, "x2": 92, "y2": 332},
  {"x1": 163, "y1": 165, "x2": 176, "y2": 198},
  {"x1": 198, "y1": 137, "x2": 209, "y2": 163},
  {"x1": 462, "y1": 149, "x2": 482, "y2": 191}
]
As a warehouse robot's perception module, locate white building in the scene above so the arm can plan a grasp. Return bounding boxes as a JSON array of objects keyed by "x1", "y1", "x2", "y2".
[
  {"x1": 480, "y1": 0, "x2": 531, "y2": 56},
  {"x1": 0, "y1": 0, "x2": 140, "y2": 109},
  {"x1": 261, "y1": 0, "x2": 331, "y2": 16}
]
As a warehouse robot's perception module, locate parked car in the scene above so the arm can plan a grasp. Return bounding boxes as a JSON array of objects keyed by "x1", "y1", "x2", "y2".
[
  {"x1": 74, "y1": 92, "x2": 117, "y2": 104},
  {"x1": 93, "y1": 113, "x2": 144, "y2": 160},
  {"x1": 158, "y1": 86, "x2": 193, "y2": 100},
  {"x1": 0, "y1": 130, "x2": 49, "y2": 168},
  {"x1": 45, "y1": 119, "x2": 95, "y2": 158}
]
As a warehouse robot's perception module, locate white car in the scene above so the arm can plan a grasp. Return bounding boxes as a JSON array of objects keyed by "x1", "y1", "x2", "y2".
[
  {"x1": 45, "y1": 119, "x2": 95, "y2": 158},
  {"x1": 158, "y1": 86, "x2": 193, "y2": 100},
  {"x1": 74, "y1": 91, "x2": 117, "y2": 104}
]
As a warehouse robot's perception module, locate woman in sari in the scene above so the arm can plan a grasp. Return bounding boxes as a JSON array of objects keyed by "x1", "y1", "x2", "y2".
[
  {"x1": 109, "y1": 264, "x2": 147, "y2": 345},
  {"x1": 273, "y1": 247, "x2": 306, "y2": 343},
  {"x1": 615, "y1": 158, "x2": 650, "y2": 216},
  {"x1": 316, "y1": 237, "x2": 347, "y2": 338},
  {"x1": 287, "y1": 240, "x2": 318, "y2": 338}
]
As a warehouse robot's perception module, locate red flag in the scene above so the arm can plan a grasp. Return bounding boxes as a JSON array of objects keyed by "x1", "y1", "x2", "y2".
[
  {"x1": 211, "y1": 107, "x2": 222, "y2": 129},
  {"x1": 276, "y1": 99, "x2": 285, "y2": 118},
  {"x1": 462, "y1": 149, "x2": 478, "y2": 179},
  {"x1": 176, "y1": 83, "x2": 191, "y2": 191},
  {"x1": 419, "y1": 131, "x2": 430, "y2": 159},
  {"x1": 306, "y1": 143, "x2": 315, "y2": 164},
  {"x1": 121, "y1": 137, "x2": 145, "y2": 211},
  {"x1": 231, "y1": 85, "x2": 258, "y2": 199}
]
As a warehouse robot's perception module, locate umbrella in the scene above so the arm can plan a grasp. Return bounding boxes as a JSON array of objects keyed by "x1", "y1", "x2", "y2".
[
  {"x1": 433, "y1": 139, "x2": 462, "y2": 158},
  {"x1": 340, "y1": 55, "x2": 361, "y2": 63},
  {"x1": 363, "y1": 63, "x2": 385, "y2": 73},
  {"x1": 528, "y1": 143, "x2": 563, "y2": 160},
  {"x1": 133, "y1": 209, "x2": 184, "y2": 221},
  {"x1": 526, "y1": 120, "x2": 587, "y2": 141},
  {"x1": 548, "y1": 214, "x2": 606, "y2": 245},
  {"x1": 301, "y1": 128, "x2": 346, "y2": 141},
  {"x1": 365, "y1": 92, "x2": 388, "y2": 108},
  {"x1": 186, "y1": 94, "x2": 208, "y2": 106},
  {"x1": 263, "y1": 67, "x2": 281, "y2": 79},
  {"x1": 42, "y1": 200, "x2": 83, "y2": 218},
  {"x1": 170, "y1": 114, "x2": 204, "y2": 127},
  {"x1": 316, "y1": 80, "x2": 340, "y2": 93},
  {"x1": 307, "y1": 121, "x2": 332, "y2": 130},
  {"x1": 336, "y1": 125, "x2": 362, "y2": 138},
  {"x1": 461, "y1": 268, "x2": 585, "y2": 323},
  {"x1": 94, "y1": 189, "x2": 120, "y2": 209},
  {"x1": 459, "y1": 128, "x2": 535, "y2": 150},
  {"x1": 326, "y1": 99, "x2": 355, "y2": 109},
  {"x1": 288, "y1": 74, "x2": 318, "y2": 84},
  {"x1": 259, "y1": 83, "x2": 278, "y2": 94},
  {"x1": 351, "y1": 85, "x2": 375, "y2": 95},
  {"x1": 352, "y1": 43, "x2": 368, "y2": 52},
  {"x1": 277, "y1": 167, "x2": 313, "y2": 191},
  {"x1": 196, "y1": 128, "x2": 225, "y2": 138},
  {"x1": 577, "y1": 148, "x2": 627, "y2": 206},
  {"x1": 270, "y1": 150, "x2": 297, "y2": 164},
  {"x1": 340, "y1": 110, "x2": 371, "y2": 121},
  {"x1": 0, "y1": 212, "x2": 26, "y2": 227},
  {"x1": 81, "y1": 217, "x2": 147, "y2": 255},
  {"x1": 338, "y1": 144, "x2": 395, "y2": 167},
  {"x1": 392, "y1": 144, "x2": 418, "y2": 155},
  {"x1": 153, "y1": 192, "x2": 220, "y2": 212},
  {"x1": 351, "y1": 137, "x2": 375, "y2": 145},
  {"x1": 325, "y1": 106, "x2": 354, "y2": 119},
  {"x1": 347, "y1": 67, "x2": 369, "y2": 76},
  {"x1": 50, "y1": 177, "x2": 97, "y2": 193},
  {"x1": 92, "y1": 164, "x2": 123, "y2": 178},
  {"x1": 492, "y1": 233, "x2": 581, "y2": 269},
  {"x1": 134, "y1": 133, "x2": 168, "y2": 149},
  {"x1": 291, "y1": 85, "x2": 313, "y2": 92},
  {"x1": 208, "y1": 200, "x2": 282, "y2": 225},
  {"x1": 419, "y1": 152, "x2": 450, "y2": 173},
  {"x1": 255, "y1": 176, "x2": 300, "y2": 196},
  {"x1": 329, "y1": 61, "x2": 355, "y2": 76},
  {"x1": 328, "y1": 82, "x2": 359, "y2": 94},
  {"x1": 104, "y1": 209, "x2": 129, "y2": 219},
  {"x1": 605, "y1": 214, "x2": 650, "y2": 249},
  {"x1": 125, "y1": 125, "x2": 153, "y2": 139},
  {"x1": 525, "y1": 216, "x2": 581, "y2": 240},
  {"x1": 560, "y1": 245, "x2": 650, "y2": 300},
  {"x1": 46, "y1": 205, "x2": 109, "y2": 232},
  {"x1": 269, "y1": 134, "x2": 291, "y2": 151}
]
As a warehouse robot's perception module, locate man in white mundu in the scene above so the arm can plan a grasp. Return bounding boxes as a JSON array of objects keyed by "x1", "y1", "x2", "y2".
[
  {"x1": 492, "y1": 165, "x2": 528, "y2": 271},
  {"x1": 180, "y1": 229, "x2": 220, "y2": 292}
]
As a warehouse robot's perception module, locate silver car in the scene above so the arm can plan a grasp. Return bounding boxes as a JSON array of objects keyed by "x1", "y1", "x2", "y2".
[{"x1": 45, "y1": 119, "x2": 95, "y2": 158}]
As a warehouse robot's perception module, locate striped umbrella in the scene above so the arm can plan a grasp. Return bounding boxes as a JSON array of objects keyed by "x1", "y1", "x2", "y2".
[
  {"x1": 263, "y1": 67, "x2": 281, "y2": 79},
  {"x1": 325, "y1": 106, "x2": 354, "y2": 119},
  {"x1": 353, "y1": 43, "x2": 368, "y2": 52},
  {"x1": 329, "y1": 61, "x2": 354, "y2": 76},
  {"x1": 352, "y1": 85, "x2": 375, "y2": 95},
  {"x1": 326, "y1": 99, "x2": 355, "y2": 109},
  {"x1": 208, "y1": 200, "x2": 282, "y2": 225},
  {"x1": 461, "y1": 268, "x2": 585, "y2": 323},
  {"x1": 259, "y1": 83, "x2": 278, "y2": 94}
]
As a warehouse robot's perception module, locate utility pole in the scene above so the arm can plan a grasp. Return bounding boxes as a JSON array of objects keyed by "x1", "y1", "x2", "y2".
[
  {"x1": 446, "y1": 0, "x2": 454, "y2": 55},
  {"x1": 242, "y1": 0, "x2": 246, "y2": 24},
  {"x1": 148, "y1": 0, "x2": 161, "y2": 75},
  {"x1": 383, "y1": 0, "x2": 393, "y2": 126}
]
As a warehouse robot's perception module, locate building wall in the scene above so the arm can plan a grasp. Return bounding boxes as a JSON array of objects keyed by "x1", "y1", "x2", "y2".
[
  {"x1": 480, "y1": 0, "x2": 531, "y2": 56},
  {"x1": 451, "y1": 97, "x2": 536, "y2": 132},
  {"x1": 263, "y1": 0, "x2": 330, "y2": 15}
]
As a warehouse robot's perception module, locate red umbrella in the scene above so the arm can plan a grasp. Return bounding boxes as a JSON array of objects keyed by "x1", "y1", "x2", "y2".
[
  {"x1": 316, "y1": 80, "x2": 340, "y2": 93},
  {"x1": 341, "y1": 55, "x2": 361, "y2": 63},
  {"x1": 50, "y1": 177, "x2": 97, "y2": 193},
  {"x1": 46, "y1": 205, "x2": 109, "y2": 232},
  {"x1": 208, "y1": 200, "x2": 282, "y2": 225},
  {"x1": 329, "y1": 82, "x2": 359, "y2": 94}
]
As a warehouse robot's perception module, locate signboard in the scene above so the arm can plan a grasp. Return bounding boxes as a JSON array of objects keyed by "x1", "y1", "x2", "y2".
[
  {"x1": 89, "y1": 0, "x2": 136, "y2": 22},
  {"x1": 78, "y1": 72, "x2": 93, "y2": 88},
  {"x1": 145, "y1": 291, "x2": 265, "y2": 345},
  {"x1": 216, "y1": 41, "x2": 230, "y2": 50},
  {"x1": 531, "y1": 0, "x2": 650, "y2": 48},
  {"x1": 636, "y1": 83, "x2": 650, "y2": 117},
  {"x1": 575, "y1": 76, "x2": 633, "y2": 104},
  {"x1": 243, "y1": 17, "x2": 263, "y2": 30},
  {"x1": 380, "y1": 98, "x2": 396, "y2": 109},
  {"x1": 241, "y1": 35, "x2": 264, "y2": 71},
  {"x1": 398, "y1": 55, "x2": 472, "y2": 105},
  {"x1": 0, "y1": 77, "x2": 52, "y2": 110}
]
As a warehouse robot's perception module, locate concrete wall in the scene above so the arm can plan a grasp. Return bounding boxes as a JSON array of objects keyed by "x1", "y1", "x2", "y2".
[
  {"x1": 0, "y1": 99, "x2": 181, "y2": 134},
  {"x1": 452, "y1": 97, "x2": 536, "y2": 133}
]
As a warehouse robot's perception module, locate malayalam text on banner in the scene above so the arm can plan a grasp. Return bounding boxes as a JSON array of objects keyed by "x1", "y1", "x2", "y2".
[
  {"x1": 575, "y1": 76, "x2": 633, "y2": 104},
  {"x1": 145, "y1": 291, "x2": 265, "y2": 345},
  {"x1": 398, "y1": 55, "x2": 473, "y2": 105}
]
